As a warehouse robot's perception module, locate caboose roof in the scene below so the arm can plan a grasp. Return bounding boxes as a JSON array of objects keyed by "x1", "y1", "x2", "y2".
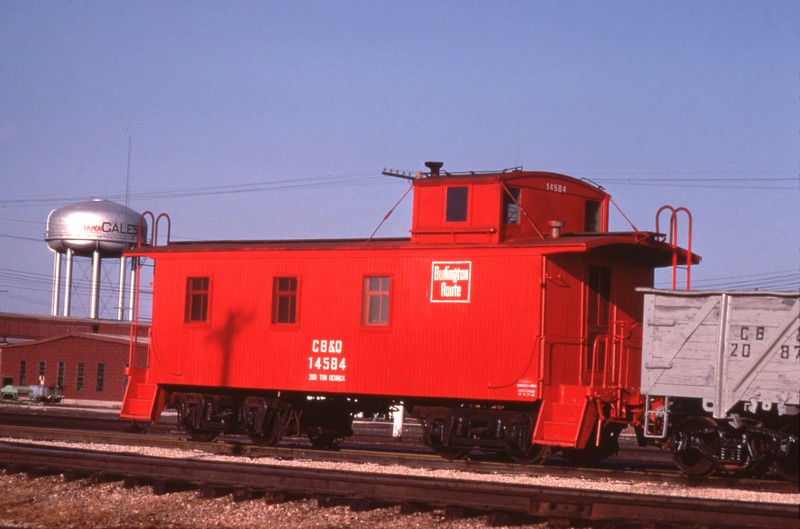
[
  {"x1": 126, "y1": 231, "x2": 699, "y2": 268},
  {"x1": 125, "y1": 166, "x2": 699, "y2": 267}
]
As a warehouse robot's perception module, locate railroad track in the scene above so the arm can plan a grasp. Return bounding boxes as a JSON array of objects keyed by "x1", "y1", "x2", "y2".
[
  {"x1": 0, "y1": 409, "x2": 795, "y2": 494},
  {"x1": 0, "y1": 440, "x2": 796, "y2": 529},
  {"x1": 0, "y1": 407, "x2": 797, "y2": 493}
]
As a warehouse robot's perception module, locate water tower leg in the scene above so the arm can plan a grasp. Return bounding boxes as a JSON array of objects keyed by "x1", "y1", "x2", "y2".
[
  {"x1": 117, "y1": 256, "x2": 126, "y2": 321},
  {"x1": 51, "y1": 252, "x2": 62, "y2": 316},
  {"x1": 128, "y1": 257, "x2": 137, "y2": 321},
  {"x1": 63, "y1": 248, "x2": 74, "y2": 317},
  {"x1": 90, "y1": 249, "x2": 101, "y2": 319}
]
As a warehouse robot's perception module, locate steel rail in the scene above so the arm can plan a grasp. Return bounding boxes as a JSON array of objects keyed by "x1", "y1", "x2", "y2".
[{"x1": 0, "y1": 422, "x2": 795, "y2": 495}]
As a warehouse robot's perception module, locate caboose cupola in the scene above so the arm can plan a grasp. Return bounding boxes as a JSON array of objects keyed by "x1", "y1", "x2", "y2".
[{"x1": 407, "y1": 163, "x2": 611, "y2": 245}]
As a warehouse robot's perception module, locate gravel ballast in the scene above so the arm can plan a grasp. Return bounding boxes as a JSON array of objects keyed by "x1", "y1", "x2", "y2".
[
  {"x1": 0, "y1": 471, "x2": 549, "y2": 529},
  {"x1": 1, "y1": 437, "x2": 797, "y2": 529}
]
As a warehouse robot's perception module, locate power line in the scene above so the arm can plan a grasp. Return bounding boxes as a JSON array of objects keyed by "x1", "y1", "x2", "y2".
[
  {"x1": 689, "y1": 268, "x2": 799, "y2": 283},
  {"x1": 0, "y1": 232, "x2": 41, "y2": 242},
  {"x1": 656, "y1": 269, "x2": 800, "y2": 291},
  {"x1": 2, "y1": 169, "x2": 797, "y2": 209},
  {"x1": 0, "y1": 173, "x2": 388, "y2": 208}
]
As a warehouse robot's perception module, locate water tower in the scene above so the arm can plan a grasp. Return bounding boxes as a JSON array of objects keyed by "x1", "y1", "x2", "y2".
[{"x1": 45, "y1": 199, "x2": 148, "y2": 320}]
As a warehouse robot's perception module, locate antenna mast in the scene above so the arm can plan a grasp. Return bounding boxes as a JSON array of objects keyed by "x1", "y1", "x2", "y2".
[{"x1": 125, "y1": 119, "x2": 132, "y2": 208}]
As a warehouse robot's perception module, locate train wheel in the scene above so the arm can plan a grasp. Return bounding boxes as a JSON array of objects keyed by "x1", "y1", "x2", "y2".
[
  {"x1": 672, "y1": 416, "x2": 718, "y2": 477},
  {"x1": 308, "y1": 432, "x2": 344, "y2": 450},
  {"x1": 740, "y1": 423, "x2": 771, "y2": 478},
  {"x1": 563, "y1": 443, "x2": 616, "y2": 467},
  {"x1": 302, "y1": 399, "x2": 353, "y2": 450},
  {"x1": 249, "y1": 431, "x2": 281, "y2": 446},
  {"x1": 434, "y1": 448, "x2": 469, "y2": 461},
  {"x1": 744, "y1": 457, "x2": 772, "y2": 478},
  {"x1": 774, "y1": 419, "x2": 799, "y2": 482},
  {"x1": 509, "y1": 445, "x2": 550, "y2": 465},
  {"x1": 190, "y1": 430, "x2": 219, "y2": 442},
  {"x1": 563, "y1": 423, "x2": 621, "y2": 467},
  {"x1": 249, "y1": 410, "x2": 288, "y2": 446}
]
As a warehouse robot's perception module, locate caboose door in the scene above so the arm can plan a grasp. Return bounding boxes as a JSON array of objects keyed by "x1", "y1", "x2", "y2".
[{"x1": 583, "y1": 264, "x2": 613, "y2": 387}]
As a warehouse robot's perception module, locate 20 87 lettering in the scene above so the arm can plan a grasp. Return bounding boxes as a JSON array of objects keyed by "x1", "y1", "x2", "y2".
[{"x1": 729, "y1": 326, "x2": 800, "y2": 361}]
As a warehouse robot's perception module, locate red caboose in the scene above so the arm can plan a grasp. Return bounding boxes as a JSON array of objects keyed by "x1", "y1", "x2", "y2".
[{"x1": 122, "y1": 164, "x2": 696, "y2": 461}]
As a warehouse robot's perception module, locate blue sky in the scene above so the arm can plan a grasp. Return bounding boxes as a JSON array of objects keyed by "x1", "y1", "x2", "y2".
[{"x1": 1, "y1": 1, "x2": 798, "y2": 317}]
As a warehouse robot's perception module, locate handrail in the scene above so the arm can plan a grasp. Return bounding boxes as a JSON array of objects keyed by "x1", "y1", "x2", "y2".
[
  {"x1": 499, "y1": 180, "x2": 546, "y2": 241},
  {"x1": 655, "y1": 205, "x2": 693, "y2": 290},
  {"x1": 137, "y1": 211, "x2": 172, "y2": 248},
  {"x1": 155, "y1": 212, "x2": 172, "y2": 246},
  {"x1": 137, "y1": 211, "x2": 154, "y2": 248},
  {"x1": 592, "y1": 335, "x2": 609, "y2": 387},
  {"x1": 128, "y1": 211, "x2": 171, "y2": 375}
]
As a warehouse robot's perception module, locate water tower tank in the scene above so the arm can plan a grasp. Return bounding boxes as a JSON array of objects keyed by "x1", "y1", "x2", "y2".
[
  {"x1": 45, "y1": 199, "x2": 147, "y2": 256},
  {"x1": 46, "y1": 199, "x2": 147, "y2": 320}
]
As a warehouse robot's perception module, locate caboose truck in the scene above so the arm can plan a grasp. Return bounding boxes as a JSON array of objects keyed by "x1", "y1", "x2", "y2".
[{"x1": 122, "y1": 163, "x2": 705, "y2": 465}]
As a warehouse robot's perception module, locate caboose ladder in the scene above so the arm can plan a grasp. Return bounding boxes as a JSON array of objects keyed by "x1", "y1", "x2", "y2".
[{"x1": 532, "y1": 385, "x2": 597, "y2": 447}]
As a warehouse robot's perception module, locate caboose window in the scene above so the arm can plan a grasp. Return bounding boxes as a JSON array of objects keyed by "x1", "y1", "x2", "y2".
[
  {"x1": 185, "y1": 277, "x2": 210, "y2": 322},
  {"x1": 503, "y1": 187, "x2": 521, "y2": 224},
  {"x1": 585, "y1": 200, "x2": 601, "y2": 232},
  {"x1": 445, "y1": 186, "x2": 468, "y2": 222},
  {"x1": 19, "y1": 361, "x2": 26, "y2": 386},
  {"x1": 272, "y1": 276, "x2": 298, "y2": 324},
  {"x1": 362, "y1": 276, "x2": 390, "y2": 325}
]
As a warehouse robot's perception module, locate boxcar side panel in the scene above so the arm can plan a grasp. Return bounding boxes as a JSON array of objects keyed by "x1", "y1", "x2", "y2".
[{"x1": 640, "y1": 290, "x2": 800, "y2": 418}]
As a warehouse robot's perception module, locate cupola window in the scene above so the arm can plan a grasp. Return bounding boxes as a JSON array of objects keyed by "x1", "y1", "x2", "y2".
[{"x1": 445, "y1": 186, "x2": 468, "y2": 222}]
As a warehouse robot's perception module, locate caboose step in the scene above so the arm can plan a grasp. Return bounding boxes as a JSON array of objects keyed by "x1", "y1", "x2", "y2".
[
  {"x1": 536, "y1": 420, "x2": 582, "y2": 445},
  {"x1": 121, "y1": 398, "x2": 153, "y2": 418},
  {"x1": 128, "y1": 382, "x2": 156, "y2": 400},
  {"x1": 533, "y1": 391, "x2": 595, "y2": 446},
  {"x1": 540, "y1": 402, "x2": 584, "y2": 423},
  {"x1": 120, "y1": 382, "x2": 157, "y2": 420}
]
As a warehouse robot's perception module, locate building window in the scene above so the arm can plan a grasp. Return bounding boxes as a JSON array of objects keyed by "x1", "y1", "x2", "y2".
[
  {"x1": 362, "y1": 276, "x2": 390, "y2": 326},
  {"x1": 503, "y1": 187, "x2": 521, "y2": 224},
  {"x1": 185, "y1": 277, "x2": 210, "y2": 322},
  {"x1": 272, "y1": 277, "x2": 298, "y2": 324},
  {"x1": 57, "y1": 362, "x2": 65, "y2": 387},
  {"x1": 38, "y1": 361, "x2": 46, "y2": 382},
  {"x1": 96, "y1": 363, "x2": 105, "y2": 393},
  {"x1": 445, "y1": 186, "x2": 468, "y2": 222},
  {"x1": 19, "y1": 361, "x2": 26, "y2": 386},
  {"x1": 76, "y1": 363, "x2": 84, "y2": 393}
]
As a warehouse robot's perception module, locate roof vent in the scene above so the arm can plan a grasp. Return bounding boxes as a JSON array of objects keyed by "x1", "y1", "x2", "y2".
[
  {"x1": 548, "y1": 220, "x2": 565, "y2": 239},
  {"x1": 424, "y1": 161, "x2": 444, "y2": 177}
]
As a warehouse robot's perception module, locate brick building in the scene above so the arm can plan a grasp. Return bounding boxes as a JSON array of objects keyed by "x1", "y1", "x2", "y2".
[
  {"x1": 0, "y1": 333, "x2": 148, "y2": 402},
  {"x1": 0, "y1": 313, "x2": 147, "y2": 402},
  {"x1": 0, "y1": 312, "x2": 143, "y2": 342}
]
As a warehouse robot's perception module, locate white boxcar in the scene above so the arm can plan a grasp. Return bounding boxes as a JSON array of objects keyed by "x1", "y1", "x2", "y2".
[{"x1": 640, "y1": 289, "x2": 800, "y2": 419}]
